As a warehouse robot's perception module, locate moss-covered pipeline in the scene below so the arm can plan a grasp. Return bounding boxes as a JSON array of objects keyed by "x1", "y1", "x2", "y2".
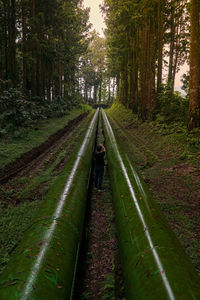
[
  {"x1": 0, "y1": 110, "x2": 98, "y2": 300},
  {"x1": 102, "y1": 109, "x2": 200, "y2": 299}
]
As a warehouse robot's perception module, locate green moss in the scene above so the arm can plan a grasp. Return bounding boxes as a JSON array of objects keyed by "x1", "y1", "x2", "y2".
[
  {"x1": 107, "y1": 105, "x2": 160, "y2": 167},
  {"x1": 0, "y1": 201, "x2": 40, "y2": 274},
  {"x1": 106, "y1": 103, "x2": 200, "y2": 276},
  {"x1": 102, "y1": 109, "x2": 200, "y2": 299},
  {"x1": 0, "y1": 105, "x2": 92, "y2": 169},
  {"x1": 0, "y1": 111, "x2": 98, "y2": 299},
  {"x1": 0, "y1": 112, "x2": 95, "y2": 277}
]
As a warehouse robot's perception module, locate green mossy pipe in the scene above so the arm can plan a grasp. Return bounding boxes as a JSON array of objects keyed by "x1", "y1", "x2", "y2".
[
  {"x1": 0, "y1": 110, "x2": 98, "y2": 300},
  {"x1": 102, "y1": 109, "x2": 200, "y2": 300}
]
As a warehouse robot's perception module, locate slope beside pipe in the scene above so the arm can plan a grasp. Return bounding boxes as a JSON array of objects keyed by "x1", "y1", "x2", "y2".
[
  {"x1": 102, "y1": 108, "x2": 200, "y2": 299},
  {"x1": 0, "y1": 109, "x2": 99, "y2": 300}
]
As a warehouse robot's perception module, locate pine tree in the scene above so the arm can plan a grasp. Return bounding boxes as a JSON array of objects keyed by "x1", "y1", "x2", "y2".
[{"x1": 188, "y1": 0, "x2": 200, "y2": 130}]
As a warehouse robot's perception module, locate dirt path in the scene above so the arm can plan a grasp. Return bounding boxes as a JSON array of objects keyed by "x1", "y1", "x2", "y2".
[
  {"x1": 75, "y1": 114, "x2": 125, "y2": 299},
  {"x1": 0, "y1": 112, "x2": 88, "y2": 183},
  {"x1": 0, "y1": 112, "x2": 91, "y2": 206}
]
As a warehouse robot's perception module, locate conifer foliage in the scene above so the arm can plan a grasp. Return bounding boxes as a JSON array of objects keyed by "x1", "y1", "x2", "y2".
[
  {"x1": 80, "y1": 31, "x2": 106, "y2": 103},
  {"x1": 188, "y1": 0, "x2": 200, "y2": 130},
  {"x1": 1, "y1": 0, "x2": 200, "y2": 130},
  {"x1": 102, "y1": 0, "x2": 194, "y2": 123},
  {"x1": 0, "y1": 0, "x2": 89, "y2": 104}
]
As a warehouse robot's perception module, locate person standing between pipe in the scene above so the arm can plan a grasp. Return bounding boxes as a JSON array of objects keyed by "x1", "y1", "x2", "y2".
[{"x1": 94, "y1": 144, "x2": 106, "y2": 191}]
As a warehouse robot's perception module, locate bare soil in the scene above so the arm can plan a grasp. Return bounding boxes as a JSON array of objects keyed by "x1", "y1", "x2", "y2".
[
  {"x1": 0, "y1": 112, "x2": 90, "y2": 206},
  {"x1": 75, "y1": 115, "x2": 125, "y2": 299},
  {"x1": 0, "y1": 113, "x2": 88, "y2": 183},
  {"x1": 77, "y1": 171, "x2": 125, "y2": 300}
]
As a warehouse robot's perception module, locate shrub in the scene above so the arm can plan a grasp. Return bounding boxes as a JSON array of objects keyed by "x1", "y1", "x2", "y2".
[
  {"x1": 0, "y1": 89, "x2": 31, "y2": 132},
  {"x1": 0, "y1": 89, "x2": 82, "y2": 136},
  {"x1": 157, "y1": 87, "x2": 188, "y2": 123}
]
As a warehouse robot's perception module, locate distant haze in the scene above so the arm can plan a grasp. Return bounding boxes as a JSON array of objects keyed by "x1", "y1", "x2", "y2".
[
  {"x1": 83, "y1": 0, "x2": 106, "y2": 37},
  {"x1": 83, "y1": 0, "x2": 188, "y2": 93},
  {"x1": 175, "y1": 63, "x2": 189, "y2": 94}
]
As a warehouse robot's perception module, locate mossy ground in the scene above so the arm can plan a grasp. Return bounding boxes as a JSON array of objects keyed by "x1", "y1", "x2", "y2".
[
  {"x1": 107, "y1": 103, "x2": 200, "y2": 274},
  {"x1": 0, "y1": 107, "x2": 93, "y2": 275},
  {"x1": 0, "y1": 104, "x2": 91, "y2": 169}
]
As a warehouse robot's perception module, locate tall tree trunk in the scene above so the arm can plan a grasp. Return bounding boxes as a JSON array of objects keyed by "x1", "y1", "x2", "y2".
[
  {"x1": 141, "y1": 17, "x2": 156, "y2": 120},
  {"x1": 7, "y1": 0, "x2": 16, "y2": 87},
  {"x1": 38, "y1": 29, "x2": 45, "y2": 99},
  {"x1": 112, "y1": 78, "x2": 115, "y2": 98},
  {"x1": 36, "y1": 18, "x2": 45, "y2": 98},
  {"x1": 3, "y1": 1, "x2": 8, "y2": 86},
  {"x1": 119, "y1": 74, "x2": 123, "y2": 103},
  {"x1": 31, "y1": 0, "x2": 37, "y2": 98},
  {"x1": 54, "y1": 59, "x2": 62, "y2": 98},
  {"x1": 22, "y1": 1, "x2": 28, "y2": 99},
  {"x1": 157, "y1": 0, "x2": 164, "y2": 93},
  {"x1": 141, "y1": 24, "x2": 148, "y2": 119},
  {"x1": 84, "y1": 84, "x2": 88, "y2": 102},
  {"x1": 172, "y1": 35, "x2": 180, "y2": 93},
  {"x1": 188, "y1": 0, "x2": 200, "y2": 130},
  {"x1": 94, "y1": 80, "x2": 98, "y2": 102},
  {"x1": 64, "y1": 74, "x2": 68, "y2": 98},
  {"x1": 172, "y1": 11, "x2": 184, "y2": 93},
  {"x1": 124, "y1": 67, "x2": 128, "y2": 106},
  {"x1": 119, "y1": 68, "x2": 128, "y2": 105},
  {"x1": 36, "y1": 55, "x2": 40, "y2": 96},
  {"x1": 47, "y1": 65, "x2": 51, "y2": 103},
  {"x1": 168, "y1": 1, "x2": 175, "y2": 90},
  {"x1": 0, "y1": 55, "x2": 2, "y2": 96},
  {"x1": 116, "y1": 74, "x2": 120, "y2": 101},
  {"x1": 148, "y1": 18, "x2": 156, "y2": 114},
  {"x1": 129, "y1": 36, "x2": 138, "y2": 113},
  {"x1": 108, "y1": 78, "x2": 111, "y2": 102},
  {"x1": 99, "y1": 76, "x2": 102, "y2": 102},
  {"x1": 39, "y1": 57, "x2": 45, "y2": 99}
]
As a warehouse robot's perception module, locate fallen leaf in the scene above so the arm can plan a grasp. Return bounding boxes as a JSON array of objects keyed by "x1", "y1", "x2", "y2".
[{"x1": 17, "y1": 285, "x2": 22, "y2": 291}]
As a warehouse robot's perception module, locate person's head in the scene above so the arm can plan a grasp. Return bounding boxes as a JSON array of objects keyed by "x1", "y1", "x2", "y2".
[{"x1": 96, "y1": 144, "x2": 102, "y2": 152}]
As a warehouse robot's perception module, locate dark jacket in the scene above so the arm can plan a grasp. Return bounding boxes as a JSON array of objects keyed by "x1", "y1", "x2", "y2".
[{"x1": 95, "y1": 151, "x2": 105, "y2": 168}]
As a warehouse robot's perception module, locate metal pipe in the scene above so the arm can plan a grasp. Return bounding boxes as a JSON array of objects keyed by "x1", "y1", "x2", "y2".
[
  {"x1": 102, "y1": 108, "x2": 200, "y2": 299},
  {"x1": 0, "y1": 109, "x2": 99, "y2": 300}
]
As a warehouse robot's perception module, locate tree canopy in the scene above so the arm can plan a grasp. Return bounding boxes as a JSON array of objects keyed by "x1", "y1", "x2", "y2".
[
  {"x1": 0, "y1": 0, "x2": 90, "y2": 101},
  {"x1": 0, "y1": 0, "x2": 200, "y2": 130}
]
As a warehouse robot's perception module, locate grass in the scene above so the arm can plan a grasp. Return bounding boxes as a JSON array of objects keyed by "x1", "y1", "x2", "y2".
[
  {"x1": 102, "y1": 274, "x2": 115, "y2": 300},
  {"x1": 0, "y1": 200, "x2": 40, "y2": 274},
  {"x1": 16, "y1": 122, "x2": 87, "y2": 202},
  {"x1": 0, "y1": 104, "x2": 92, "y2": 169},
  {"x1": 108, "y1": 102, "x2": 200, "y2": 158},
  {"x1": 0, "y1": 109, "x2": 94, "y2": 275},
  {"x1": 106, "y1": 102, "x2": 200, "y2": 275}
]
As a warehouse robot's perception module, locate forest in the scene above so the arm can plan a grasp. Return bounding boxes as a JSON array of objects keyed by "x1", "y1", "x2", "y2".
[
  {"x1": 0, "y1": 0, "x2": 90, "y2": 136},
  {"x1": 102, "y1": 0, "x2": 200, "y2": 130},
  {"x1": 0, "y1": 0, "x2": 200, "y2": 134},
  {"x1": 0, "y1": 0, "x2": 200, "y2": 299}
]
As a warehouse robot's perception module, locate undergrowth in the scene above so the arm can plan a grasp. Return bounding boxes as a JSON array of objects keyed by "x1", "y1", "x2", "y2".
[
  {"x1": 102, "y1": 274, "x2": 115, "y2": 300},
  {"x1": 0, "y1": 89, "x2": 85, "y2": 137},
  {"x1": 107, "y1": 102, "x2": 200, "y2": 275},
  {"x1": 0, "y1": 104, "x2": 92, "y2": 169},
  {"x1": 0, "y1": 112, "x2": 93, "y2": 276},
  {"x1": 0, "y1": 201, "x2": 40, "y2": 274},
  {"x1": 108, "y1": 102, "x2": 200, "y2": 161}
]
